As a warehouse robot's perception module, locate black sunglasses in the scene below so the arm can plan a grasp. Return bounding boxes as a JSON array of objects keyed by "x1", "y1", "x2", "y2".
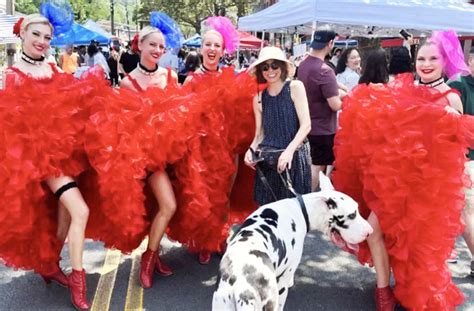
[{"x1": 260, "y1": 62, "x2": 280, "y2": 72}]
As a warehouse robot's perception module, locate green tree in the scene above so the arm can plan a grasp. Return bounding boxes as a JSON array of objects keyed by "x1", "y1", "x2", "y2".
[
  {"x1": 138, "y1": 0, "x2": 258, "y2": 35},
  {"x1": 14, "y1": 0, "x2": 257, "y2": 35},
  {"x1": 15, "y1": 0, "x2": 117, "y2": 24},
  {"x1": 16, "y1": 0, "x2": 42, "y2": 15}
]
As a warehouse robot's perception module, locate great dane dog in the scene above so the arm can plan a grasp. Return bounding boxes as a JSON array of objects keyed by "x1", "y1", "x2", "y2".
[{"x1": 212, "y1": 173, "x2": 373, "y2": 311}]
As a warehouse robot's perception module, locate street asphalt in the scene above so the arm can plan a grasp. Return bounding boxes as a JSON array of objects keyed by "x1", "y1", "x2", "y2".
[{"x1": 0, "y1": 233, "x2": 472, "y2": 310}]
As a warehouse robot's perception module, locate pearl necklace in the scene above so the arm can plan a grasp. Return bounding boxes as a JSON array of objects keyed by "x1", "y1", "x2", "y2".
[
  {"x1": 419, "y1": 77, "x2": 444, "y2": 88},
  {"x1": 21, "y1": 52, "x2": 45, "y2": 66},
  {"x1": 137, "y1": 62, "x2": 158, "y2": 76}
]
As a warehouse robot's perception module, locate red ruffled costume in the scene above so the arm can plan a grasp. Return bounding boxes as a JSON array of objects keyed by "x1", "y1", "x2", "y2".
[
  {"x1": 83, "y1": 77, "x2": 213, "y2": 251},
  {"x1": 0, "y1": 65, "x2": 107, "y2": 274},
  {"x1": 332, "y1": 74, "x2": 474, "y2": 310},
  {"x1": 169, "y1": 68, "x2": 257, "y2": 253},
  {"x1": 84, "y1": 67, "x2": 257, "y2": 254}
]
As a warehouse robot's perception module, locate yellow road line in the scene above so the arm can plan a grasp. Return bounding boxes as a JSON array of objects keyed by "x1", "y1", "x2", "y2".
[
  {"x1": 124, "y1": 239, "x2": 148, "y2": 311},
  {"x1": 91, "y1": 249, "x2": 122, "y2": 311}
]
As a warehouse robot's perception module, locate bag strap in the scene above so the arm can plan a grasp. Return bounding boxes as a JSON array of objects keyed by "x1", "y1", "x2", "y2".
[
  {"x1": 256, "y1": 164, "x2": 279, "y2": 202},
  {"x1": 250, "y1": 148, "x2": 279, "y2": 201}
]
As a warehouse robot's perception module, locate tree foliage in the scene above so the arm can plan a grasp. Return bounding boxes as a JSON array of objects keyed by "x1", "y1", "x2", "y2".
[
  {"x1": 138, "y1": 0, "x2": 258, "y2": 35},
  {"x1": 15, "y1": 0, "x2": 129, "y2": 24},
  {"x1": 16, "y1": 0, "x2": 42, "y2": 15},
  {"x1": 14, "y1": 0, "x2": 258, "y2": 35}
]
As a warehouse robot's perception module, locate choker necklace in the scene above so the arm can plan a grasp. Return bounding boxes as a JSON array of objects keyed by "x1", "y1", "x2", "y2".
[
  {"x1": 137, "y1": 63, "x2": 158, "y2": 76},
  {"x1": 200, "y1": 64, "x2": 219, "y2": 73},
  {"x1": 419, "y1": 77, "x2": 444, "y2": 88},
  {"x1": 21, "y1": 52, "x2": 45, "y2": 66}
]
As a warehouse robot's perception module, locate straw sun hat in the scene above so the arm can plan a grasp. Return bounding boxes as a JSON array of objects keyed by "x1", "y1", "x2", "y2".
[{"x1": 248, "y1": 46, "x2": 295, "y2": 77}]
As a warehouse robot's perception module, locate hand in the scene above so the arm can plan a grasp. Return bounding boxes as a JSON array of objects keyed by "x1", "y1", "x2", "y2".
[
  {"x1": 277, "y1": 149, "x2": 294, "y2": 173},
  {"x1": 338, "y1": 82, "x2": 349, "y2": 93},
  {"x1": 444, "y1": 105, "x2": 460, "y2": 115},
  {"x1": 244, "y1": 148, "x2": 257, "y2": 170}
]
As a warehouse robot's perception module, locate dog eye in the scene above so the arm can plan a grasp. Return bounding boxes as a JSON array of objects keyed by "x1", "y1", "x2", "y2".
[{"x1": 348, "y1": 211, "x2": 357, "y2": 220}]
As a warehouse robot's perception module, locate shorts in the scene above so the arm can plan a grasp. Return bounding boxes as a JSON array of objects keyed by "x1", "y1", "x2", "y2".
[
  {"x1": 465, "y1": 161, "x2": 474, "y2": 210},
  {"x1": 308, "y1": 134, "x2": 335, "y2": 166}
]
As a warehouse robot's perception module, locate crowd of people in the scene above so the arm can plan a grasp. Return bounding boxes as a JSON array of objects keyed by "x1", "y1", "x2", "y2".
[{"x1": 0, "y1": 1, "x2": 473, "y2": 311}]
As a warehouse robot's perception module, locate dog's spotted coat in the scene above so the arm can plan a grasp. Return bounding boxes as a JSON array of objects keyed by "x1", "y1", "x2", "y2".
[{"x1": 212, "y1": 174, "x2": 373, "y2": 311}]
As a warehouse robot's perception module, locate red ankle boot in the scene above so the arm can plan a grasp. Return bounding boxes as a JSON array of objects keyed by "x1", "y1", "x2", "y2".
[
  {"x1": 155, "y1": 256, "x2": 173, "y2": 276},
  {"x1": 40, "y1": 263, "x2": 68, "y2": 287},
  {"x1": 375, "y1": 286, "x2": 396, "y2": 311},
  {"x1": 198, "y1": 250, "x2": 211, "y2": 265},
  {"x1": 68, "y1": 269, "x2": 90, "y2": 310},
  {"x1": 140, "y1": 249, "x2": 157, "y2": 289}
]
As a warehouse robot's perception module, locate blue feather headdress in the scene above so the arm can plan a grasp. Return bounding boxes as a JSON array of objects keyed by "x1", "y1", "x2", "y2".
[
  {"x1": 39, "y1": 0, "x2": 74, "y2": 43},
  {"x1": 149, "y1": 11, "x2": 183, "y2": 52}
]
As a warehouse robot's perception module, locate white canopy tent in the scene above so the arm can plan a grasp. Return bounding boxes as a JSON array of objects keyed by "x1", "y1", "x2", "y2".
[{"x1": 238, "y1": 0, "x2": 474, "y2": 35}]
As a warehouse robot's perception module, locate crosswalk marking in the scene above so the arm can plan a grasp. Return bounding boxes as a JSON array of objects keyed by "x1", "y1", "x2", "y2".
[
  {"x1": 124, "y1": 239, "x2": 148, "y2": 311},
  {"x1": 91, "y1": 249, "x2": 122, "y2": 311}
]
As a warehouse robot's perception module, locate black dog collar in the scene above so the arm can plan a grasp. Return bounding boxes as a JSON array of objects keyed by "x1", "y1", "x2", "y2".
[{"x1": 296, "y1": 194, "x2": 310, "y2": 233}]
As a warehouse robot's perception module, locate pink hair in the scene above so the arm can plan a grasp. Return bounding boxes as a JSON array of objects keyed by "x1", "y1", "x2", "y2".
[
  {"x1": 429, "y1": 30, "x2": 470, "y2": 80},
  {"x1": 205, "y1": 16, "x2": 239, "y2": 54}
]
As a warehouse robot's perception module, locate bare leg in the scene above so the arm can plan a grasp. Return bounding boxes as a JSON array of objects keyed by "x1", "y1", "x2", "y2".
[
  {"x1": 47, "y1": 176, "x2": 89, "y2": 271},
  {"x1": 57, "y1": 202, "x2": 71, "y2": 243},
  {"x1": 366, "y1": 212, "x2": 391, "y2": 287},
  {"x1": 462, "y1": 207, "x2": 474, "y2": 257},
  {"x1": 147, "y1": 171, "x2": 177, "y2": 251},
  {"x1": 228, "y1": 155, "x2": 239, "y2": 200},
  {"x1": 326, "y1": 165, "x2": 334, "y2": 179},
  {"x1": 463, "y1": 162, "x2": 474, "y2": 258},
  {"x1": 311, "y1": 165, "x2": 326, "y2": 191}
]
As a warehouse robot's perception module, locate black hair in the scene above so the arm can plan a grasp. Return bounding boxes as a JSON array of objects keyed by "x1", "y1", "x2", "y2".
[
  {"x1": 389, "y1": 46, "x2": 412, "y2": 75},
  {"x1": 335, "y1": 47, "x2": 359, "y2": 74},
  {"x1": 359, "y1": 49, "x2": 389, "y2": 85},
  {"x1": 331, "y1": 47, "x2": 342, "y2": 56},
  {"x1": 185, "y1": 51, "x2": 201, "y2": 72},
  {"x1": 87, "y1": 43, "x2": 98, "y2": 57},
  {"x1": 255, "y1": 59, "x2": 288, "y2": 84},
  {"x1": 178, "y1": 48, "x2": 186, "y2": 59}
]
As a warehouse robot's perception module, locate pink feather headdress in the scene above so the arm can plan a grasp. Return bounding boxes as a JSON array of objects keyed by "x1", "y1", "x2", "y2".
[
  {"x1": 205, "y1": 16, "x2": 239, "y2": 54},
  {"x1": 430, "y1": 30, "x2": 470, "y2": 80}
]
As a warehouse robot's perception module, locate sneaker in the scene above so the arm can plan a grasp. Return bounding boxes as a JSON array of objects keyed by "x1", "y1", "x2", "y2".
[{"x1": 446, "y1": 249, "x2": 459, "y2": 264}]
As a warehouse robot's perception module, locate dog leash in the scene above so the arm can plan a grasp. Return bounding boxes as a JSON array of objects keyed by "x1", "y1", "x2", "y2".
[
  {"x1": 250, "y1": 148, "x2": 279, "y2": 201},
  {"x1": 250, "y1": 149, "x2": 310, "y2": 232},
  {"x1": 279, "y1": 170, "x2": 310, "y2": 233}
]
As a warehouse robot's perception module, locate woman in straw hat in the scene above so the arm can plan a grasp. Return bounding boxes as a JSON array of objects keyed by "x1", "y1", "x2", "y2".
[{"x1": 244, "y1": 47, "x2": 312, "y2": 205}]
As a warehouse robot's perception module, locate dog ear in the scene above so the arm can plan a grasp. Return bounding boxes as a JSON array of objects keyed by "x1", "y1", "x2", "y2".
[
  {"x1": 319, "y1": 172, "x2": 335, "y2": 191},
  {"x1": 315, "y1": 191, "x2": 338, "y2": 210}
]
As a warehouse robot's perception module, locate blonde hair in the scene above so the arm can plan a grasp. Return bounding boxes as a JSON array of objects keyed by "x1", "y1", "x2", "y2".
[
  {"x1": 202, "y1": 29, "x2": 224, "y2": 48},
  {"x1": 139, "y1": 26, "x2": 164, "y2": 43},
  {"x1": 21, "y1": 14, "x2": 53, "y2": 34}
]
